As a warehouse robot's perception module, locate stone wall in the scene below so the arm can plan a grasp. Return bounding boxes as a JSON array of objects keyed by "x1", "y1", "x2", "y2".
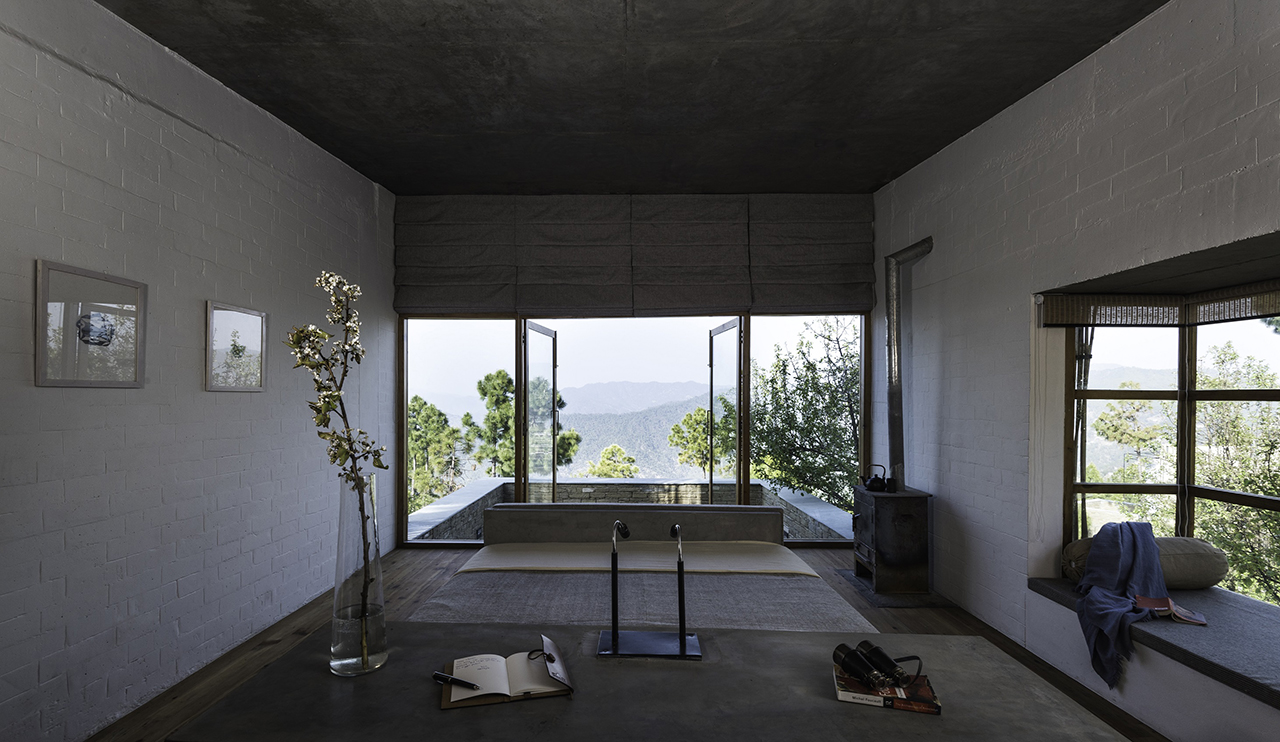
[
  {"x1": 540, "y1": 479, "x2": 744, "y2": 505},
  {"x1": 759, "y1": 488, "x2": 847, "y2": 539}
]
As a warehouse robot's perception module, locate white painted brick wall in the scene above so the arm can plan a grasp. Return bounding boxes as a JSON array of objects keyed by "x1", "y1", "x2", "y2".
[
  {"x1": 0, "y1": 1, "x2": 396, "y2": 739},
  {"x1": 871, "y1": 0, "x2": 1280, "y2": 643}
]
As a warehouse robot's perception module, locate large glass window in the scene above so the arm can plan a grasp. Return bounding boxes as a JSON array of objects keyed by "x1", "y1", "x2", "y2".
[
  {"x1": 404, "y1": 319, "x2": 515, "y2": 540},
  {"x1": 1066, "y1": 316, "x2": 1280, "y2": 606},
  {"x1": 403, "y1": 314, "x2": 866, "y2": 542},
  {"x1": 750, "y1": 315, "x2": 863, "y2": 540}
]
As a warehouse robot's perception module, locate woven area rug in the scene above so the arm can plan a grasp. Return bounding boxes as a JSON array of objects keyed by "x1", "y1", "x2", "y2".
[
  {"x1": 456, "y1": 540, "x2": 819, "y2": 577},
  {"x1": 409, "y1": 571, "x2": 878, "y2": 633}
]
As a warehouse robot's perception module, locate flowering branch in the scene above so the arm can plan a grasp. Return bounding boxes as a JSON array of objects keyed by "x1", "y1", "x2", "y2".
[{"x1": 284, "y1": 271, "x2": 387, "y2": 669}]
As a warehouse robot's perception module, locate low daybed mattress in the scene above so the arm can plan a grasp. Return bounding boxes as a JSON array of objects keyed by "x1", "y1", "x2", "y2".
[
  {"x1": 455, "y1": 540, "x2": 819, "y2": 577},
  {"x1": 409, "y1": 540, "x2": 877, "y2": 633}
]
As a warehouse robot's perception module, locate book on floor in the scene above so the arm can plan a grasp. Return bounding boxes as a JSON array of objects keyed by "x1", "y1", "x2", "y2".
[
  {"x1": 1135, "y1": 595, "x2": 1208, "y2": 625},
  {"x1": 833, "y1": 666, "x2": 942, "y2": 715},
  {"x1": 440, "y1": 634, "x2": 573, "y2": 709}
]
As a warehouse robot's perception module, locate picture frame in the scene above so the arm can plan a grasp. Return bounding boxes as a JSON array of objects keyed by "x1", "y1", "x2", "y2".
[
  {"x1": 35, "y1": 260, "x2": 148, "y2": 388},
  {"x1": 206, "y1": 301, "x2": 267, "y2": 392}
]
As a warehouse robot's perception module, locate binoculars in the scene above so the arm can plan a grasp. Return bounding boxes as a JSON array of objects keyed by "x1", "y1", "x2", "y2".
[{"x1": 832, "y1": 641, "x2": 920, "y2": 690}]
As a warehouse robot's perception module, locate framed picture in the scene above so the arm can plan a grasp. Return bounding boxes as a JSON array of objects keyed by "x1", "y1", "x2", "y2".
[
  {"x1": 206, "y1": 301, "x2": 266, "y2": 392},
  {"x1": 36, "y1": 260, "x2": 147, "y2": 388}
]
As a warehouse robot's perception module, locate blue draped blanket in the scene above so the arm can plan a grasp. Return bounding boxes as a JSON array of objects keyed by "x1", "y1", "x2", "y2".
[{"x1": 1075, "y1": 522, "x2": 1168, "y2": 688}]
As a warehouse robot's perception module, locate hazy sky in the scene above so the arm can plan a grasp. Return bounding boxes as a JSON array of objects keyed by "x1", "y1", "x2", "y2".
[
  {"x1": 405, "y1": 316, "x2": 1276, "y2": 407},
  {"x1": 405, "y1": 315, "x2": 854, "y2": 399},
  {"x1": 1090, "y1": 320, "x2": 1279, "y2": 370}
]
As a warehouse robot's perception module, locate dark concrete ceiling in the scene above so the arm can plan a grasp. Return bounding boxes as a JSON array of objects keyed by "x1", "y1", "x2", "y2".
[{"x1": 97, "y1": 0, "x2": 1169, "y2": 196}]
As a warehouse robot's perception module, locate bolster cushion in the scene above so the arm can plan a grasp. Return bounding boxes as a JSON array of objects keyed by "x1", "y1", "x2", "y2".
[{"x1": 1062, "y1": 536, "x2": 1229, "y2": 589}]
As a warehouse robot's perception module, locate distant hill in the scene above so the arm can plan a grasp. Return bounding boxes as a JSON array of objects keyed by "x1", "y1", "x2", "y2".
[
  {"x1": 558, "y1": 381, "x2": 709, "y2": 415},
  {"x1": 1080, "y1": 365, "x2": 1177, "y2": 478},
  {"x1": 1088, "y1": 364, "x2": 1176, "y2": 390},
  {"x1": 560, "y1": 394, "x2": 711, "y2": 479},
  {"x1": 413, "y1": 380, "x2": 717, "y2": 424}
]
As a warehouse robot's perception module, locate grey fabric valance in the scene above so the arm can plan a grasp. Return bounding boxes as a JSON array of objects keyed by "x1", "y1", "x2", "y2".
[
  {"x1": 1038, "y1": 278, "x2": 1280, "y2": 327},
  {"x1": 394, "y1": 194, "x2": 874, "y2": 316}
]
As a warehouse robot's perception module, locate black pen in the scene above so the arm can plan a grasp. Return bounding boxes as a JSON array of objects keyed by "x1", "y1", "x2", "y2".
[{"x1": 433, "y1": 671, "x2": 481, "y2": 690}]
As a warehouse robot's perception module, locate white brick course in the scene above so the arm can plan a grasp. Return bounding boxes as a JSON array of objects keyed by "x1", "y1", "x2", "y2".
[{"x1": 0, "y1": 1, "x2": 395, "y2": 739}]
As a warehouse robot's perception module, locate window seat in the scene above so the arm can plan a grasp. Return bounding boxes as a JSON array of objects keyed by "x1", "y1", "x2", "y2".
[{"x1": 1028, "y1": 577, "x2": 1280, "y2": 711}]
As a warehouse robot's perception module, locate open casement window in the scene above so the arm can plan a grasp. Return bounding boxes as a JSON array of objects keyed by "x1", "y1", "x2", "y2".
[
  {"x1": 521, "y1": 321, "x2": 558, "y2": 503},
  {"x1": 709, "y1": 318, "x2": 747, "y2": 505},
  {"x1": 1048, "y1": 280, "x2": 1280, "y2": 605},
  {"x1": 513, "y1": 316, "x2": 752, "y2": 506}
]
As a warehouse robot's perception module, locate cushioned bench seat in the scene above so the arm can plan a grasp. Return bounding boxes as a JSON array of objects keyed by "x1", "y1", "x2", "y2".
[{"x1": 1029, "y1": 577, "x2": 1280, "y2": 711}]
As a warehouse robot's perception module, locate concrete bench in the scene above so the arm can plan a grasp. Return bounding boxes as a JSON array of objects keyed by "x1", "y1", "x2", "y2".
[
  {"x1": 483, "y1": 502, "x2": 785, "y2": 545},
  {"x1": 1027, "y1": 576, "x2": 1280, "y2": 742}
]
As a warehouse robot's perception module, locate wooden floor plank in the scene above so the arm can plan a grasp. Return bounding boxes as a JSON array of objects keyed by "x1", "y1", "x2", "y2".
[{"x1": 89, "y1": 546, "x2": 1167, "y2": 742}]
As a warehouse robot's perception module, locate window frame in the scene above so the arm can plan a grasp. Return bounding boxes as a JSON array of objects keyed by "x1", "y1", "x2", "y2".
[
  {"x1": 398, "y1": 312, "x2": 871, "y2": 547},
  {"x1": 1064, "y1": 323, "x2": 1280, "y2": 548}
]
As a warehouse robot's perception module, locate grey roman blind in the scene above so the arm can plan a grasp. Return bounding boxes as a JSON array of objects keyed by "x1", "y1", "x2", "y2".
[
  {"x1": 395, "y1": 194, "x2": 875, "y2": 316},
  {"x1": 1038, "y1": 278, "x2": 1280, "y2": 327},
  {"x1": 631, "y1": 195, "x2": 751, "y2": 315},
  {"x1": 748, "y1": 194, "x2": 875, "y2": 313}
]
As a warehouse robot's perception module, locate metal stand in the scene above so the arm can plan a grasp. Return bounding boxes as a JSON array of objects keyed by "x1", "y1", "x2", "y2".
[{"x1": 597, "y1": 523, "x2": 702, "y2": 660}]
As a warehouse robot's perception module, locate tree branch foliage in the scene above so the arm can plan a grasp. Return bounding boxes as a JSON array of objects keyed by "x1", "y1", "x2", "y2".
[
  {"x1": 584, "y1": 444, "x2": 640, "y2": 478},
  {"x1": 406, "y1": 395, "x2": 470, "y2": 512},
  {"x1": 749, "y1": 317, "x2": 861, "y2": 507},
  {"x1": 667, "y1": 397, "x2": 737, "y2": 476}
]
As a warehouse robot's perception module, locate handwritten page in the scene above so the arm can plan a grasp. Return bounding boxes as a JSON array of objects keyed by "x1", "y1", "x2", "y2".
[{"x1": 449, "y1": 654, "x2": 511, "y2": 702}]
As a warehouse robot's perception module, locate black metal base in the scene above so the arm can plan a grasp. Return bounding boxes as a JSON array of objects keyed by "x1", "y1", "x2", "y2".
[{"x1": 597, "y1": 630, "x2": 702, "y2": 660}]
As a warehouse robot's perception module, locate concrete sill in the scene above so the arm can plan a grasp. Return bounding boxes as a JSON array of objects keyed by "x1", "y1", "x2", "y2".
[{"x1": 1029, "y1": 577, "x2": 1280, "y2": 712}]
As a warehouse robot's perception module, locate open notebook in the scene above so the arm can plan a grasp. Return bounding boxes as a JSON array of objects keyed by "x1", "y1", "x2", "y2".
[{"x1": 441, "y1": 635, "x2": 573, "y2": 709}]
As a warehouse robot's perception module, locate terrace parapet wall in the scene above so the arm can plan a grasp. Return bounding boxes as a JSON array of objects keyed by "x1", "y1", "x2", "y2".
[{"x1": 407, "y1": 478, "x2": 851, "y2": 541}]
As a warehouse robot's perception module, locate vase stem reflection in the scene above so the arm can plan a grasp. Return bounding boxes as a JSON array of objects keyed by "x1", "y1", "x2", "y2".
[{"x1": 330, "y1": 473, "x2": 387, "y2": 676}]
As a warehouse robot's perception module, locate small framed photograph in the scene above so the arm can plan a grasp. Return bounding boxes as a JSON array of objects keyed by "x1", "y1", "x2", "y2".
[
  {"x1": 206, "y1": 302, "x2": 267, "y2": 392},
  {"x1": 36, "y1": 260, "x2": 147, "y2": 388}
]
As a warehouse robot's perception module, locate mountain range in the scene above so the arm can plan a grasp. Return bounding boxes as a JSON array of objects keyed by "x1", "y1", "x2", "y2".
[
  {"x1": 560, "y1": 393, "x2": 710, "y2": 479},
  {"x1": 558, "y1": 380, "x2": 710, "y2": 415}
]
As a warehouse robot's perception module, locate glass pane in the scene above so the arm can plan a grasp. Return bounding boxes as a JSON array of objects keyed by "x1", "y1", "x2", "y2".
[
  {"x1": 1195, "y1": 400, "x2": 1280, "y2": 492},
  {"x1": 750, "y1": 315, "x2": 861, "y2": 540},
  {"x1": 535, "y1": 317, "x2": 710, "y2": 483},
  {"x1": 526, "y1": 328, "x2": 555, "y2": 503},
  {"x1": 1078, "y1": 493, "x2": 1176, "y2": 538},
  {"x1": 1197, "y1": 319, "x2": 1280, "y2": 390},
  {"x1": 1194, "y1": 499, "x2": 1280, "y2": 607},
  {"x1": 209, "y1": 308, "x2": 263, "y2": 388},
  {"x1": 1077, "y1": 399, "x2": 1176, "y2": 484},
  {"x1": 710, "y1": 323, "x2": 739, "y2": 503},
  {"x1": 405, "y1": 319, "x2": 515, "y2": 541},
  {"x1": 1083, "y1": 327, "x2": 1178, "y2": 390},
  {"x1": 527, "y1": 317, "x2": 746, "y2": 508},
  {"x1": 46, "y1": 269, "x2": 141, "y2": 383}
]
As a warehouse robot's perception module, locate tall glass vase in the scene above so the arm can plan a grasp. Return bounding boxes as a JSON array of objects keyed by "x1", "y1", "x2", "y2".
[{"x1": 330, "y1": 473, "x2": 388, "y2": 676}]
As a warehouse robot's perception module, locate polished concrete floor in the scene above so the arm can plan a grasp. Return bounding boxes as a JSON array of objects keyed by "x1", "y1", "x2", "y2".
[{"x1": 87, "y1": 547, "x2": 1169, "y2": 742}]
